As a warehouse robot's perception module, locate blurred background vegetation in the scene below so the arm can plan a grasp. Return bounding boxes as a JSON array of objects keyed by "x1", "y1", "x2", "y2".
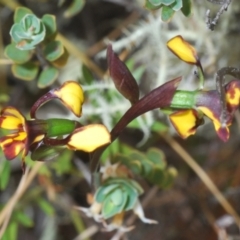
[{"x1": 0, "y1": 0, "x2": 240, "y2": 239}]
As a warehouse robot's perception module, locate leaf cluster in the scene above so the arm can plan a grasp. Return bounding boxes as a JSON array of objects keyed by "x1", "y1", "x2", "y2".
[
  {"x1": 95, "y1": 177, "x2": 143, "y2": 219},
  {"x1": 112, "y1": 148, "x2": 177, "y2": 188},
  {"x1": 5, "y1": 7, "x2": 68, "y2": 88},
  {"x1": 145, "y1": 0, "x2": 192, "y2": 22}
]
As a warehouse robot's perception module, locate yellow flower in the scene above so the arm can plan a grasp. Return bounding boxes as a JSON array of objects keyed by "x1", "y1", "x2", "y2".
[
  {"x1": 0, "y1": 107, "x2": 44, "y2": 168},
  {"x1": 167, "y1": 35, "x2": 199, "y2": 65},
  {"x1": 168, "y1": 80, "x2": 240, "y2": 142}
]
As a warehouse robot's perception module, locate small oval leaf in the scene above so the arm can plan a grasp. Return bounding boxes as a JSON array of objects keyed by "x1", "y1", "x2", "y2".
[
  {"x1": 14, "y1": 7, "x2": 33, "y2": 23},
  {"x1": 12, "y1": 62, "x2": 39, "y2": 81},
  {"x1": 42, "y1": 14, "x2": 57, "y2": 38},
  {"x1": 38, "y1": 67, "x2": 59, "y2": 88},
  {"x1": 43, "y1": 40, "x2": 64, "y2": 62},
  {"x1": 4, "y1": 43, "x2": 32, "y2": 64}
]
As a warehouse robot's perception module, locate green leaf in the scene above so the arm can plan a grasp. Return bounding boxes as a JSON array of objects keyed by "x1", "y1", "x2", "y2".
[
  {"x1": 162, "y1": 167, "x2": 177, "y2": 188},
  {"x1": 43, "y1": 40, "x2": 64, "y2": 62},
  {"x1": 42, "y1": 14, "x2": 57, "y2": 38},
  {"x1": 145, "y1": 0, "x2": 163, "y2": 10},
  {"x1": 181, "y1": 0, "x2": 192, "y2": 17},
  {"x1": 51, "y1": 47, "x2": 69, "y2": 68},
  {"x1": 161, "y1": 5, "x2": 175, "y2": 22},
  {"x1": 151, "y1": 121, "x2": 168, "y2": 133},
  {"x1": 0, "y1": 160, "x2": 11, "y2": 190},
  {"x1": 50, "y1": 149, "x2": 73, "y2": 175},
  {"x1": 110, "y1": 188, "x2": 123, "y2": 206},
  {"x1": 37, "y1": 198, "x2": 55, "y2": 216},
  {"x1": 4, "y1": 43, "x2": 32, "y2": 64},
  {"x1": 146, "y1": 148, "x2": 166, "y2": 169},
  {"x1": 95, "y1": 184, "x2": 118, "y2": 203},
  {"x1": 37, "y1": 66, "x2": 59, "y2": 88},
  {"x1": 160, "y1": 0, "x2": 175, "y2": 5},
  {"x1": 101, "y1": 139, "x2": 120, "y2": 163},
  {"x1": 64, "y1": 0, "x2": 85, "y2": 18},
  {"x1": 2, "y1": 221, "x2": 18, "y2": 240},
  {"x1": 172, "y1": 0, "x2": 183, "y2": 11},
  {"x1": 102, "y1": 191, "x2": 128, "y2": 219},
  {"x1": 15, "y1": 211, "x2": 34, "y2": 227},
  {"x1": 129, "y1": 151, "x2": 153, "y2": 177},
  {"x1": 148, "y1": 0, "x2": 176, "y2": 6},
  {"x1": 31, "y1": 146, "x2": 62, "y2": 162},
  {"x1": 148, "y1": 0, "x2": 162, "y2": 6},
  {"x1": 14, "y1": 7, "x2": 32, "y2": 23},
  {"x1": 11, "y1": 62, "x2": 39, "y2": 81},
  {"x1": 10, "y1": 14, "x2": 46, "y2": 50},
  {"x1": 102, "y1": 196, "x2": 119, "y2": 219}
]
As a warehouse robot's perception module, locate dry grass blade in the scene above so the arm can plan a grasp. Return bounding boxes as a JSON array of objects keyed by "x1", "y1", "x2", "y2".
[
  {"x1": 0, "y1": 162, "x2": 44, "y2": 239},
  {"x1": 161, "y1": 133, "x2": 240, "y2": 226}
]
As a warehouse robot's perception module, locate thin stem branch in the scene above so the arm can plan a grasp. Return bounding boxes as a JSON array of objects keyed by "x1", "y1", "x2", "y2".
[
  {"x1": 206, "y1": 0, "x2": 233, "y2": 30},
  {"x1": 0, "y1": 59, "x2": 13, "y2": 65},
  {"x1": 56, "y1": 34, "x2": 105, "y2": 79}
]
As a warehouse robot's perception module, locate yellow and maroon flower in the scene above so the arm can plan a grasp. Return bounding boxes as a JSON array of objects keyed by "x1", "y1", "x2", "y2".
[
  {"x1": 168, "y1": 80, "x2": 240, "y2": 141},
  {"x1": 0, "y1": 107, "x2": 45, "y2": 169},
  {"x1": 0, "y1": 81, "x2": 111, "y2": 170}
]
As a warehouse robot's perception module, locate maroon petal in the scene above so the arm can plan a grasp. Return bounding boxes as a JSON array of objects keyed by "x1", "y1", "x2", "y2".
[{"x1": 107, "y1": 44, "x2": 139, "y2": 105}]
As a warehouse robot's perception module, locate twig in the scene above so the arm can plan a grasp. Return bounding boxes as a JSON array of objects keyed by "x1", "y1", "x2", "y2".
[
  {"x1": 0, "y1": 162, "x2": 43, "y2": 238},
  {"x1": 73, "y1": 225, "x2": 99, "y2": 240},
  {"x1": 56, "y1": 34, "x2": 105, "y2": 79},
  {"x1": 0, "y1": 59, "x2": 13, "y2": 65},
  {"x1": 161, "y1": 133, "x2": 240, "y2": 226},
  {"x1": 206, "y1": 0, "x2": 233, "y2": 30}
]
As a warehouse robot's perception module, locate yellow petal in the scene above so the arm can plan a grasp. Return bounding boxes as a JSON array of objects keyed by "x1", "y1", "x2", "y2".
[
  {"x1": 167, "y1": 35, "x2": 198, "y2": 64},
  {"x1": 53, "y1": 81, "x2": 84, "y2": 117},
  {"x1": 0, "y1": 107, "x2": 26, "y2": 130},
  {"x1": 198, "y1": 106, "x2": 230, "y2": 141},
  {"x1": 0, "y1": 116, "x2": 23, "y2": 130},
  {"x1": 2, "y1": 107, "x2": 25, "y2": 123},
  {"x1": 225, "y1": 80, "x2": 240, "y2": 108},
  {"x1": 169, "y1": 110, "x2": 200, "y2": 138},
  {"x1": 68, "y1": 124, "x2": 111, "y2": 152},
  {"x1": 0, "y1": 133, "x2": 26, "y2": 160}
]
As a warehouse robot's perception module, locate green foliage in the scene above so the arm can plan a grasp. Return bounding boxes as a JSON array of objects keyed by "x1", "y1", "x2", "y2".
[
  {"x1": 145, "y1": 0, "x2": 192, "y2": 21},
  {"x1": 2, "y1": 209, "x2": 34, "y2": 240},
  {"x1": 37, "y1": 198, "x2": 55, "y2": 216},
  {"x1": 38, "y1": 66, "x2": 59, "y2": 88},
  {"x1": 10, "y1": 14, "x2": 46, "y2": 50},
  {"x1": 43, "y1": 41, "x2": 64, "y2": 62},
  {"x1": 112, "y1": 148, "x2": 177, "y2": 188},
  {"x1": 62, "y1": 0, "x2": 86, "y2": 18},
  {"x1": 95, "y1": 177, "x2": 143, "y2": 219},
  {"x1": 14, "y1": 211, "x2": 34, "y2": 227},
  {"x1": 4, "y1": 43, "x2": 32, "y2": 64},
  {"x1": 13, "y1": 7, "x2": 32, "y2": 23},
  {"x1": 11, "y1": 62, "x2": 39, "y2": 81},
  {"x1": 41, "y1": 14, "x2": 57, "y2": 38},
  {"x1": 2, "y1": 221, "x2": 18, "y2": 240},
  {"x1": 5, "y1": 7, "x2": 68, "y2": 87}
]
